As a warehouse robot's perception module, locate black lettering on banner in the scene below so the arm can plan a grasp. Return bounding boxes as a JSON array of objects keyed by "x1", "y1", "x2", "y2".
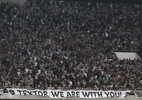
[
  {"x1": 82, "y1": 91, "x2": 90, "y2": 97},
  {"x1": 17, "y1": 90, "x2": 22, "y2": 95},
  {"x1": 76, "y1": 92, "x2": 80, "y2": 97},
  {"x1": 9, "y1": 90, "x2": 15, "y2": 95},
  {"x1": 71, "y1": 91, "x2": 76, "y2": 97},
  {"x1": 67, "y1": 91, "x2": 72, "y2": 97},
  {"x1": 104, "y1": 92, "x2": 109, "y2": 97},
  {"x1": 43, "y1": 91, "x2": 48, "y2": 97},
  {"x1": 90, "y1": 92, "x2": 93, "y2": 97},
  {"x1": 110, "y1": 92, "x2": 114, "y2": 97},
  {"x1": 67, "y1": 91, "x2": 80, "y2": 98},
  {"x1": 115, "y1": 92, "x2": 119, "y2": 97},
  {"x1": 98, "y1": 92, "x2": 103, "y2": 97},
  {"x1": 23, "y1": 90, "x2": 27, "y2": 95},
  {"x1": 60, "y1": 91, "x2": 64, "y2": 97},
  {"x1": 26, "y1": 90, "x2": 32, "y2": 95},
  {"x1": 33, "y1": 91, "x2": 38, "y2": 95},
  {"x1": 92, "y1": 92, "x2": 97, "y2": 98},
  {"x1": 51, "y1": 91, "x2": 60, "y2": 97},
  {"x1": 119, "y1": 92, "x2": 122, "y2": 97},
  {"x1": 115, "y1": 92, "x2": 122, "y2": 97},
  {"x1": 38, "y1": 91, "x2": 43, "y2": 96}
]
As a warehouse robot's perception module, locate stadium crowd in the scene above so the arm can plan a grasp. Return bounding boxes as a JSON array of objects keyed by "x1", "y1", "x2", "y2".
[{"x1": 0, "y1": 0, "x2": 142, "y2": 90}]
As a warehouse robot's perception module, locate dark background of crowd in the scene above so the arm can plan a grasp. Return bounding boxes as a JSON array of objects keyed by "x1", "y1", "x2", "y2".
[{"x1": 0, "y1": 0, "x2": 142, "y2": 90}]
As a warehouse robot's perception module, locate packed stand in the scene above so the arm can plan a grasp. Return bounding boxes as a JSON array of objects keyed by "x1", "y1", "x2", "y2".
[{"x1": 0, "y1": 0, "x2": 142, "y2": 90}]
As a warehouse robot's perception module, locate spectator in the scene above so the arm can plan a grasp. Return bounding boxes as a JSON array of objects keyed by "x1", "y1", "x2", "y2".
[{"x1": 0, "y1": 0, "x2": 142, "y2": 90}]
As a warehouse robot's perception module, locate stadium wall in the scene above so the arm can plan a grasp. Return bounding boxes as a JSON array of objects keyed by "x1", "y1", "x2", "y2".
[{"x1": 0, "y1": 95, "x2": 140, "y2": 100}]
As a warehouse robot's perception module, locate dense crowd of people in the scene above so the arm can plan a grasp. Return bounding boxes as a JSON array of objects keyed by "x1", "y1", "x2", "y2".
[{"x1": 0, "y1": 0, "x2": 142, "y2": 90}]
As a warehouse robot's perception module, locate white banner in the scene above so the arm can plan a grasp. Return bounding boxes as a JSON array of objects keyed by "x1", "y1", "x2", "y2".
[
  {"x1": 6, "y1": 88, "x2": 130, "y2": 98},
  {"x1": 0, "y1": 89, "x2": 3, "y2": 95}
]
